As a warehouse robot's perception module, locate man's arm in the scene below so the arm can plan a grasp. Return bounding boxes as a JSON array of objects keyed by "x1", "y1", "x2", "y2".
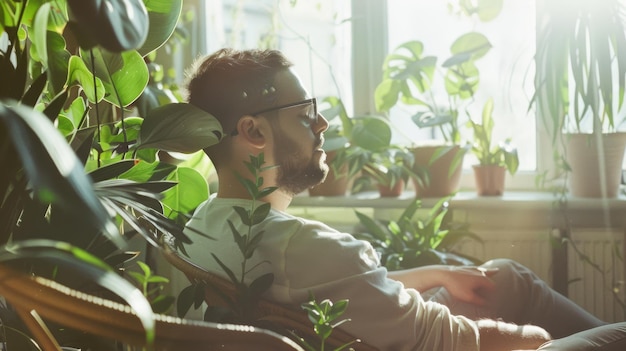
[
  {"x1": 477, "y1": 319, "x2": 551, "y2": 351},
  {"x1": 388, "y1": 265, "x2": 498, "y2": 305}
]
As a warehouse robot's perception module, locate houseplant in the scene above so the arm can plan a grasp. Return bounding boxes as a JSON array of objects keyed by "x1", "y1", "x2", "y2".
[
  {"x1": 353, "y1": 196, "x2": 482, "y2": 271},
  {"x1": 0, "y1": 0, "x2": 223, "y2": 348},
  {"x1": 467, "y1": 98, "x2": 519, "y2": 196},
  {"x1": 534, "y1": 0, "x2": 626, "y2": 197},
  {"x1": 358, "y1": 146, "x2": 415, "y2": 197},
  {"x1": 308, "y1": 96, "x2": 394, "y2": 196},
  {"x1": 375, "y1": 34, "x2": 491, "y2": 197},
  {"x1": 374, "y1": 1, "x2": 504, "y2": 198}
]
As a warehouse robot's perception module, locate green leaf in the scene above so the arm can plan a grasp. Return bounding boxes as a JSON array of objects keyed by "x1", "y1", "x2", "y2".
[
  {"x1": 248, "y1": 272, "x2": 274, "y2": 298},
  {"x1": 0, "y1": 103, "x2": 122, "y2": 247},
  {"x1": 88, "y1": 160, "x2": 137, "y2": 182},
  {"x1": 137, "y1": 103, "x2": 223, "y2": 152},
  {"x1": 351, "y1": 116, "x2": 391, "y2": 151},
  {"x1": 250, "y1": 203, "x2": 271, "y2": 225},
  {"x1": 138, "y1": 0, "x2": 183, "y2": 56},
  {"x1": 177, "y1": 283, "x2": 198, "y2": 317},
  {"x1": 233, "y1": 207, "x2": 251, "y2": 226},
  {"x1": 67, "y1": 55, "x2": 105, "y2": 103},
  {"x1": 67, "y1": 0, "x2": 149, "y2": 52},
  {"x1": 450, "y1": 32, "x2": 492, "y2": 61},
  {"x1": 374, "y1": 79, "x2": 400, "y2": 112},
  {"x1": 81, "y1": 48, "x2": 149, "y2": 107},
  {"x1": 120, "y1": 160, "x2": 177, "y2": 182},
  {"x1": 161, "y1": 167, "x2": 208, "y2": 219}
]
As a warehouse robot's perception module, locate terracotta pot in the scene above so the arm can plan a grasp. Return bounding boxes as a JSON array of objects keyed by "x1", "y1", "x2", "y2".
[
  {"x1": 308, "y1": 152, "x2": 352, "y2": 196},
  {"x1": 473, "y1": 164, "x2": 506, "y2": 196},
  {"x1": 377, "y1": 179, "x2": 405, "y2": 197},
  {"x1": 410, "y1": 144, "x2": 465, "y2": 198},
  {"x1": 565, "y1": 132, "x2": 626, "y2": 198}
]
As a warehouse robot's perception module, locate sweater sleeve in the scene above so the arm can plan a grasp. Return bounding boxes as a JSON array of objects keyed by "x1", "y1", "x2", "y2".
[{"x1": 277, "y1": 220, "x2": 480, "y2": 351}]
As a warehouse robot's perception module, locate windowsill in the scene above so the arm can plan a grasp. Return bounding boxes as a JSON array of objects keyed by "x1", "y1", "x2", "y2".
[
  {"x1": 292, "y1": 189, "x2": 626, "y2": 209},
  {"x1": 290, "y1": 190, "x2": 626, "y2": 230}
]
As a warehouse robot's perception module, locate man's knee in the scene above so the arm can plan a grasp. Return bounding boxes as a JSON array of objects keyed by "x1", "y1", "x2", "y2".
[{"x1": 536, "y1": 322, "x2": 626, "y2": 350}]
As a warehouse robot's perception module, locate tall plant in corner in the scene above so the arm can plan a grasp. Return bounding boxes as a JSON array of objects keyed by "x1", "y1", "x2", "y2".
[
  {"x1": 0, "y1": 0, "x2": 222, "y2": 348},
  {"x1": 534, "y1": 0, "x2": 626, "y2": 198},
  {"x1": 533, "y1": 0, "x2": 626, "y2": 318}
]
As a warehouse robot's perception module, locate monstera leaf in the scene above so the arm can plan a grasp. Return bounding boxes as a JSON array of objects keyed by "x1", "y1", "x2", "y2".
[{"x1": 67, "y1": 0, "x2": 149, "y2": 52}]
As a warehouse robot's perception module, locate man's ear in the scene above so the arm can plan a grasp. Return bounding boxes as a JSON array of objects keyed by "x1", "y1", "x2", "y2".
[{"x1": 236, "y1": 115, "x2": 266, "y2": 149}]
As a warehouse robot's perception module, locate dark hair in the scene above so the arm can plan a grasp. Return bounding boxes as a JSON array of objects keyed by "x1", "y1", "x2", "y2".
[{"x1": 185, "y1": 48, "x2": 293, "y2": 134}]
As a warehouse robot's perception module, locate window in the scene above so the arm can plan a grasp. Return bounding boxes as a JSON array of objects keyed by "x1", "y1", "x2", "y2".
[
  {"x1": 193, "y1": 0, "x2": 544, "y2": 191},
  {"x1": 201, "y1": 0, "x2": 352, "y2": 107}
]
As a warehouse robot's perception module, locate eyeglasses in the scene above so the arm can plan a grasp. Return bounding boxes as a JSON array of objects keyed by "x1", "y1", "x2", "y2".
[{"x1": 230, "y1": 98, "x2": 317, "y2": 136}]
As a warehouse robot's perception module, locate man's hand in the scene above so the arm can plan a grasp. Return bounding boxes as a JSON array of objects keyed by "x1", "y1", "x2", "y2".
[
  {"x1": 389, "y1": 264, "x2": 499, "y2": 306},
  {"x1": 442, "y1": 266, "x2": 498, "y2": 305}
]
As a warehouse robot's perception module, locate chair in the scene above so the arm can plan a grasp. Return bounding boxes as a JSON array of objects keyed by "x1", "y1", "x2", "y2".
[
  {"x1": 0, "y1": 263, "x2": 304, "y2": 351},
  {"x1": 161, "y1": 243, "x2": 379, "y2": 351}
]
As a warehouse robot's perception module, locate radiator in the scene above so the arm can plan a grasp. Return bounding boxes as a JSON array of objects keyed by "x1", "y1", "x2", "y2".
[
  {"x1": 568, "y1": 229, "x2": 625, "y2": 323},
  {"x1": 456, "y1": 229, "x2": 625, "y2": 323}
]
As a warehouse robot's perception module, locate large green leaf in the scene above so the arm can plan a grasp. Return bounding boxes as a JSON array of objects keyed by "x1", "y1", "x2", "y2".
[
  {"x1": 46, "y1": 31, "x2": 71, "y2": 96},
  {"x1": 138, "y1": 0, "x2": 183, "y2": 56},
  {"x1": 450, "y1": 32, "x2": 492, "y2": 61},
  {"x1": 81, "y1": 48, "x2": 149, "y2": 107},
  {"x1": 162, "y1": 167, "x2": 209, "y2": 219},
  {"x1": 351, "y1": 116, "x2": 391, "y2": 152},
  {"x1": 138, "y1": 102, "x2": 223, "y2": 153},
  {"x1": 0, "y1": 102, "x2": 123, "y2": 248},
  {"x1": 67, "y1": 0, "x2": 149, "y2": 52},
  {"x1": 68, "y1": 55, "x2": 105, "y2": 103}
]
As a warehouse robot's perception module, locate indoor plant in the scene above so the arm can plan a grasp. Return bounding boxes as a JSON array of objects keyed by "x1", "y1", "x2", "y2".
[
  {"x1": 374, "y1": 1, "x2": 503, "y2": 198},
  {"x1": 353, "y1": 196, "x2": 482, "y2": 270},
  {"x1": 374, "y1": 34, "x2": 491, "y2": 197},
  {"x1": 534, "y1": 0, "x2": 626, "y2": 197},
  {"x1": 0, "y1": 0, "x2": 223, "y2": 348},
  {"x1": 308, "y1": 96, "x2": 393, "y2": 196},
  {"x1": 359, "y1": 146, "x2": 415, "y2": 197},
  {"x1": 467, "y1": 98, "x2": 519, "y2": 196}
]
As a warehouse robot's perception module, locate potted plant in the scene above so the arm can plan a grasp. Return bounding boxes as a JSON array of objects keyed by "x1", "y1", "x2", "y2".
[
  {"x1": 353, "y1": 145, "x2": 426, "y2": 197},
  {"x1": 375, "y1": 34, "x2": 491, "y2": 197},
  {"x1": 534, "y1": 0, "x2": 626, "y2": 198},
  {"x1": 467, "y1": 98, "x2": 519, "y2": 196},
  {"x1": 0, "y1": 0, "x2": 223, "y2": 348},
  {"x1": 308, "y1": 96, "x2": 393, "y2": 197},
  {"x1": 374, "y1": 2, "x2": 504, "y2": 198},
  {"x1": 353, "y1": 196, "x2": 482, "y2": 270}
]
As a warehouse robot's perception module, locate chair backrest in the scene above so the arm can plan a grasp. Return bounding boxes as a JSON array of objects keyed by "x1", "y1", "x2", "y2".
[
  {"x1": 161, "y1": 244, "x2": 380, "y2": 351},
  {"x1": 0, "y1": 263, "x2": 304, "y2": 351}
]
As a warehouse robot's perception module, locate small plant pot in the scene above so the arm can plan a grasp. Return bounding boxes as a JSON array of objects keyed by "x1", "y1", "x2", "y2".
[
  {"x1": 411, "y1": 144, "x2": 465, "y2": 198},
  {"x1": 473, "y1": 164, "x2": 506, "y2": 196},
  {"x1": 377, "y1": 179, "x2": 405, "y2": 197},
  {"x1": 565, "y1": 132, "x2": 626, "y2": 198}
]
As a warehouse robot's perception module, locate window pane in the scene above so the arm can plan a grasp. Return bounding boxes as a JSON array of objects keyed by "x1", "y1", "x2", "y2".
[
  {"x1": 205, "y1": 0, "x2": 352, "y2": 106},
  {"x1": 386, "y1": 1, "x2": 536, "y2": 171}
]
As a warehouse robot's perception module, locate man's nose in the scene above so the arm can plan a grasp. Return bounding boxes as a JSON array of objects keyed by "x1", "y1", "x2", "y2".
[{"x1": 315, "y1": 113, "x2": 329, "y2": 133}]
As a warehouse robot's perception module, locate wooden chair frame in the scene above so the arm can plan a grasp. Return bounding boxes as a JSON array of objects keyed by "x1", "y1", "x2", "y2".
[
  {"x1": 161, "y1": 243, "x2": 379, "y2": 351},
  {"x1": 0, "y1": 263, "x2": 303, "y2": 351}
]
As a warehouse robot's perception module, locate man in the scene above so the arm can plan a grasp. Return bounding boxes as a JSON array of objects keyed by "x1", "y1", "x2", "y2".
[{"x1": 181, "y1": 48, "x2": 616, "y2": 350}]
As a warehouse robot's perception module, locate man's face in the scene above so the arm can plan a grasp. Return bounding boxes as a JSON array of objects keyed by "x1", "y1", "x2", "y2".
[{"x1": 262, "y1": 70, "x2": 329, "y2": 194}]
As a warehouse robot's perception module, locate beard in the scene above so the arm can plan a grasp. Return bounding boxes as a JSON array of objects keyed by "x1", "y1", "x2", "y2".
[{"x1": 273, "y1": 129, "x2": 328, "y2": 195}]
